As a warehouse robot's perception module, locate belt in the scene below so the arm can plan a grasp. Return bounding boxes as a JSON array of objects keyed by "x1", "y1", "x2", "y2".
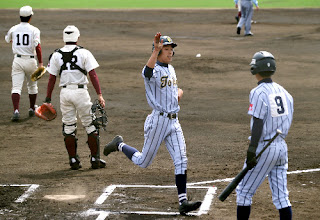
[
  {"x1": 62, "y1": 85, "x2": 86, "y2": 89},
  {"x1": 160, "y1": 112, "x2": 177, "y2": 119},
  {"x1": 16, "y1": 54, "x2": 35, "y2": 58}
]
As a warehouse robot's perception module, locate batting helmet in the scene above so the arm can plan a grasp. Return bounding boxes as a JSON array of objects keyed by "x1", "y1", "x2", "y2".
[
  {"x1": 152, "y1": 35, "x2": 177, "y2": 54},
  {"x1": 250, "y1": 51, "x2": 276, "y2": 75},
  {"x1": 63, "y1": 25, "x2": 80, "y2": 43}
]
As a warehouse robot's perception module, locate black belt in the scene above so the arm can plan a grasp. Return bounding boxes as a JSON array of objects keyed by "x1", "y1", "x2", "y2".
[
  {"x1": 62, "y1": 85, "x2": 84, "y2": 88},
  {"x1": 17, "y1": 54, "x2": 34, "y2": 58},
  {"x1": 160, "y1": 112, "x2": 177, "y2": 119}
]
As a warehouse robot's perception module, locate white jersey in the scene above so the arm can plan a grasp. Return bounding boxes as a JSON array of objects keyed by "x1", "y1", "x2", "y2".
[
  {"x1": 142, "y1": 61, "x2": 180, "y2": 114},
  {"x1": 5, "y1": 22, "x2": 40, "y2": 56},
  {"x1": 47, "y1": 45, "x2": 99, "y2": 87},
  {"x1": 248, "y1": 79, "x2": 294, "y2": 140}
]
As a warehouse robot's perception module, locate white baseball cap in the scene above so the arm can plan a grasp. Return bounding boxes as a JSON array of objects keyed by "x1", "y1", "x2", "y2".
[
  {"x1": 20, "y1": 6, "x2": 34, "y2": 17},
  {"x1": 63, "y1": 25, "x2": 80, "y2": 43}
]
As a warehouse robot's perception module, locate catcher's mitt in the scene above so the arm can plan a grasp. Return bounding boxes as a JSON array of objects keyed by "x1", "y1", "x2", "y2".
[
  {"x1": 31, "y1": 66, "x2": 46, "y2": 81},
  {"x1": 35, "y1": 103, "x2": 57, "y2": 121}
]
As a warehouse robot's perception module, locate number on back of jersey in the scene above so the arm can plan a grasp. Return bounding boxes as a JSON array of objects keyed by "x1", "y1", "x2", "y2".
[{"x1": 269, "y1": 93, "x2": 289, "y2": 117}]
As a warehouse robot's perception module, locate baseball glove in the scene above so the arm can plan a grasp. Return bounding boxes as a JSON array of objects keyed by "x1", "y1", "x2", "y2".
[
  {"x1": 31, "y1": 66, "x2": 46, "y2": 81},
  {"x1": 35, "y1": 103, "x2": 57, "y2": 121}
]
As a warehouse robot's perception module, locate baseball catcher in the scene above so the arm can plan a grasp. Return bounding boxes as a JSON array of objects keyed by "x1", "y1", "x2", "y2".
[{"x1": 45, "y1": 25, "x2": 106, "y2": 170}]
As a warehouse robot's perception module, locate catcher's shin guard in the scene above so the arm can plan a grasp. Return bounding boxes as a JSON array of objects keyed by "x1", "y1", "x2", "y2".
[
  {"x1": 64, "y1": 134, "x2": 78, "y2": 158},
  {"x1": 87, "y1": 131, "x2": 106, "y2": 169}
]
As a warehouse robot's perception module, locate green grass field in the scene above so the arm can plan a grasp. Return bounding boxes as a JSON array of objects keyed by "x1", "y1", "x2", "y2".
[{"x1": 1, "y1": 0, "x2": 320, "y2": 9}]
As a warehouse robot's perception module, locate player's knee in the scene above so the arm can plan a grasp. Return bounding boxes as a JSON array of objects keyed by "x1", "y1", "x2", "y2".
[
  {"x1": 85, "y1": 125, "x2": 96, "y2": 134},
  {"x1": 27, "y1": 85, "x2": 38, "y2": 94},
  {"x1": 63, "y1": 123, "x2": 77, "y2": 136}
]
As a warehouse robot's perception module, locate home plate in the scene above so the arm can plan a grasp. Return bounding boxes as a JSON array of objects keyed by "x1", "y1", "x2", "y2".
[{"x1": 44, "y1": 195, "x2": 86, "y2": 201}]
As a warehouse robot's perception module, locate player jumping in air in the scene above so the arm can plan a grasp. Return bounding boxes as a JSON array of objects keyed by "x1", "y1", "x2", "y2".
[{"x1": 103, "y1": 32, "x2": 202, "y2": 215}]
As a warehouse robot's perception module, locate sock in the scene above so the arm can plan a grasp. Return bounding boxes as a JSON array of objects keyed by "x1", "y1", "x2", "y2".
[
  {"x1": 176, "y1": 174, "x2": 187, "y2": 204},
  {"x1": 237, "y1": 206, "x2": 251, "y2": 220},
  {"x1": 119, "y1": 143, "x2": 138, "y2": 160},
  {"x1": 12, "y1": 93, "x2": 20, "y2": 111},
  {"x1": 29, "y1": 94, "x2": 37, "y2": 110},
  {"x1": 64, "y1": 135, "x2": 77, "y2": 158},
  {"x1": 279, "y1": 206, "x2": 292, "y2": 220}
]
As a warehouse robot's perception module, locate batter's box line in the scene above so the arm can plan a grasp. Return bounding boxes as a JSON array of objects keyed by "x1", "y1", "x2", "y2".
[
  {"x1": 81, "y1": 184, "x2": 216, "y2": 219},
  {"x1": 187, "y1": 167, "x2": 320, "y2": 186},
  {"x1": 0, "y1": 184, "x2": 40, "y2": 203}
]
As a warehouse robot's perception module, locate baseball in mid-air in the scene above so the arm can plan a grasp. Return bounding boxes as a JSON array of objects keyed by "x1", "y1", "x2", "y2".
[{"x1": 196, "y1": 53, "x2": 201, "y2": 58}]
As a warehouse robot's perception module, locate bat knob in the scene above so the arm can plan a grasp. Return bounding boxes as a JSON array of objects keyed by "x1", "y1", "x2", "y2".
[{"x1": 276, "y1": 129, "x2": 283, "y2": 134}]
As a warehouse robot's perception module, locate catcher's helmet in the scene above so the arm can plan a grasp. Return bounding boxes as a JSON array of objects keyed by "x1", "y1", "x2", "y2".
[
  {"x1": 250, "y1": 51, "x2": 276, "y2": 75},
  {"x1": 152, "y1": 35, "x2": 177, "y2": 54},
  {"x1": 63, "y1": 25, "x2": 80, "y2": 43}
]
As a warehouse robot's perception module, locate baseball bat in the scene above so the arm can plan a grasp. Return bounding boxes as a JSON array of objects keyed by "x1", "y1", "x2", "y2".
[{"x1": 218, "y1": 129, "x2": 282, "y2": 202}]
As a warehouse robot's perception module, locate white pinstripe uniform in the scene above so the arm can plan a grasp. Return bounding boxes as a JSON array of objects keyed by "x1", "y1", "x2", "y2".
[
  {"x1": 235, "y1": 0, "x2": 258, "y2": 35},
  {"x1": 129, "y1": 61, "x2": 187, "y2": 175},
  {"x1": 236, "y1": 79, "x2": 294, "y2": 209}
]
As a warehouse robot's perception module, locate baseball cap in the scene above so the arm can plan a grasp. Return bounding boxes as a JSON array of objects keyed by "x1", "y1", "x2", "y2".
[{"x1": 20, "y1": 6, "x2": 34, "y2": 17}]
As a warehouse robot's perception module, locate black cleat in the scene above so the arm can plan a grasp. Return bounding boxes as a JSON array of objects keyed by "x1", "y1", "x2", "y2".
[
  {"x1": 91, "y1": 157, "x2": 106, "y2": 169},
  {"x1": 179, "y1": 200, "x2": 202, "y2": 216},
  {"x1": 103, "y1": 135, "x2": 123, "y2": 156},
  {"x1": 237, "y1": 27, "x2": 241, "y2": 35},
  {"x1": 70, "y1": 157, "x2": 82, "y2": 170}
]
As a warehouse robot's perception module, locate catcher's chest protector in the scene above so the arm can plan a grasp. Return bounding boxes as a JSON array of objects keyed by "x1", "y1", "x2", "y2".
[{"x1": 56, "y1": 46, "x2": 87, "y2": 76}]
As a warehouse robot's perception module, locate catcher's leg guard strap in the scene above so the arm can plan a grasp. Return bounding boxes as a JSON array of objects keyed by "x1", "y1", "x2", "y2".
[
  {"x1": 64, "y1": 134, "x2": 77, "y2": 158},
  {"x1": 87, "y1": 131, "x2": 100, "y2": 158}
]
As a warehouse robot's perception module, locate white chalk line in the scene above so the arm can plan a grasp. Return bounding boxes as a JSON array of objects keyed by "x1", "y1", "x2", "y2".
[
  {"x1": 0, "y1": 184, "x2": 40, "y2": 203},
  {"x1": 188, "y1": 167, "x2": 320, "y2": 186},
  {"x1": 82, "y1": 184, "x2": 216, "y2": 219}
]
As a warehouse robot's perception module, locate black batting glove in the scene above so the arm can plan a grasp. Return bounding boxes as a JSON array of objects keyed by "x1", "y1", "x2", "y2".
[
  {"x1": 45, "y1": 97, "x2": 51, "y2": 103},
  {"x1": 246, "y1": 145, "x2": 257, "y2": 170}
]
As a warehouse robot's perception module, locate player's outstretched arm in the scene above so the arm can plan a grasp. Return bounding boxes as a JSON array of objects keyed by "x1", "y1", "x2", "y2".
[{"x1": 146, "y1": 32, "x2": 163, "y2": 69}]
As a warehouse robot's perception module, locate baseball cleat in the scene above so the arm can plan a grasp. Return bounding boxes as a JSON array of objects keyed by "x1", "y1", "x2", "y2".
[
  {"x1": 237, "y1": 27, "x2": 241, "y2": 35},
  {"x1": 103, "y1": 135, "x2": 123, "y2": 156},
  {"x1": 11, "y1": 111, "x2": 20, "y2": 122},
  {"x1": 245, "y1": 32, "x2": 254, "y2": 36},
  {"x1": 29, "y1": 108, "x2": 35, "y2": 117},
  {"x1": 91, "y1": 157, "x2": 106, "y2": 169},
  {"x1": 70, "y1": 157, "x2": 82, "y2": 170},
  {"x1": 179, "y1": 200, "x2": 202, "y2": 216}
]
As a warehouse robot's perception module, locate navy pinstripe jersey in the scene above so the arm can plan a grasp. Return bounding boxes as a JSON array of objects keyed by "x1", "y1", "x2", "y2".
[
  {"x1": 248, "y1": 79, "x2": 294, "y2": 140},
  {"x1": 142, "y1": 61, "x2": 180, "y2": 114}
]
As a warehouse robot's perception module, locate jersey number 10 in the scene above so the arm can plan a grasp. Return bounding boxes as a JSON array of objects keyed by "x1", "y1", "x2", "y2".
[{"x1": 16, "y1": 34, "x2": 30, "y2": 46}]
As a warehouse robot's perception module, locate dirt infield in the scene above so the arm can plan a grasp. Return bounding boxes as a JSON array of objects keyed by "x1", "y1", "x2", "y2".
[{"x1": 0, "y1": 8, "x2": 319, "y2": 219}]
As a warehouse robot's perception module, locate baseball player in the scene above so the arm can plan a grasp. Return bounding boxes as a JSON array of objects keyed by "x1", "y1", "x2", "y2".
[
  {"x1": 235, "y1": 0, "x2": 259, "y2": 36},
  {"x1": 5, "y1": 6, "x2": 43, "y2": 121},
  {"x1": 235, "y1": 0, "x2": 241, "y2": 23},
  {"x1": 103, "y1": 32, "x2": 202, "y2": 215},
  {"x1": 45, "y1": 25, "x2": 106, "y2": 170},
  {"x1": 236, "y1": 51, "x2": 293, "y2": 219}
]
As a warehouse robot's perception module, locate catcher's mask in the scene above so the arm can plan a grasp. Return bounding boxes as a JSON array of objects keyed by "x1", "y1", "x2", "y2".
[
  {"x1": 152, "y1": 35, "x2": 177, "y2": 56},
  {"x1": 250, "y1": 51, "x2": 276, "y2": 75},
  {"x1": 91, "y1": 100, "x2": 108, "y2": 131},
  {"x1": 63, "y1": 25, "x2": 80, "y2": 43}
]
